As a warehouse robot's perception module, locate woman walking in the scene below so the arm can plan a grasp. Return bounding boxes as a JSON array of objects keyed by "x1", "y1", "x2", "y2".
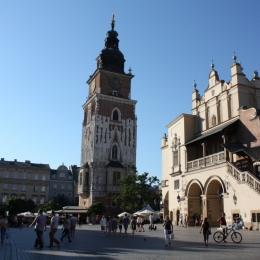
[
  {"x1": 163, "y1": 215, "x2": 173, "y2": 247},
  {"x1": 130, "y1": 216, "x2": 137, "y2": 235},
  {"x1": 200, "y1": 217, "x2": 211, "y2": 246}
]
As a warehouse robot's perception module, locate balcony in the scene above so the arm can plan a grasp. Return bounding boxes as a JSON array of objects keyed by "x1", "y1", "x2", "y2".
[{"x1": 187, "y1": 151, "x2": 225, "y2": 171}]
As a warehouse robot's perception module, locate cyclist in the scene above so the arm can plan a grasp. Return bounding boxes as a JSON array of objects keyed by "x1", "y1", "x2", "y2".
[{"x1": 217, "y1": 213, "x2": 227, "y2": 242}]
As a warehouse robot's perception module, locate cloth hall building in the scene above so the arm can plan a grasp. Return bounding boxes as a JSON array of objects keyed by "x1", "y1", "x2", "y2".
[{"x1": 161, "y1": 56, "x2": 260, "y2": 228}]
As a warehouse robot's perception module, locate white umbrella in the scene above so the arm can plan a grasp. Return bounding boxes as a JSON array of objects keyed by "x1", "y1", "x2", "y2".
[
  {"x1": 118, "y1": 212, "x2": 132, "y2": 217},
  {"x1": 133, "y1": 211, "x2": 142, "y2": 216},
  {"x1": 139, "y1": 209, "x2": 154, "y2": 216},
  {"x1": 19, "y1": 211, "x2": 34, "y2": 217}
]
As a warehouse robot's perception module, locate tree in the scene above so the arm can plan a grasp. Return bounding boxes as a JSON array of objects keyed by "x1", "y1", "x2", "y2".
[
  {"x1": 5, "y1": 198, "x2": 36, "y2": 215},
  {"x1": 53, "y1": 194, "x2": 70, "y2": 207},
  {"x1": 40, "y1": 200, "x2": 62, "y2": 212},
  {"x1": 87, "y1": 202, "x2": 106, "y2": 215},
  {"x1": 113, "y1": 167, "x2": 160, "y2": 213}
]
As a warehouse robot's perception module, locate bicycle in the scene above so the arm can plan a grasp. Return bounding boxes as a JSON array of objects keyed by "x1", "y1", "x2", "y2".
[{"x1": 213, "y1": 225, "x2": 242, "y2": 243}]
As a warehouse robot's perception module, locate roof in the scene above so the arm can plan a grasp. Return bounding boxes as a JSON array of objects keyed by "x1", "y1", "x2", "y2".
[
  {"x1": 222, "y1": 142, "x2": 260, "y2": 161},
  {"x1": 106, "y1": 161, "x2": 125, "y2": 168},
  {"x1": 184, "y1": 117, "x2": 239, "y2": 146},
  {"x1": 0, "y1": 159, "x2": 50, "y2": 169}
]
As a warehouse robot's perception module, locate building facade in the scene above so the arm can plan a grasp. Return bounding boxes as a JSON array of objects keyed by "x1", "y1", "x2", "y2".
[
  {"x1": 0, "y1": 158, "x2": 50, "y2": 209},
  {"x1": 161, "y1": 56, "x2": 260, "y2": 228},
  {"x1": 49, "y1": 164, "x2": 75, "y2": 204},
  {"x1": 78, "y1": 15, "x2": 137, "y2": 215}
]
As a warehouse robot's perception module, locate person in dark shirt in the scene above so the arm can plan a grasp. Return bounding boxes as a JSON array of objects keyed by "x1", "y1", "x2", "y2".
[
  {"x1": 217, "y1": 213, "x2": 227, "y2": 242},
  {"x1": 200, "y1": 217, "x2": 210, "y2": 246}
]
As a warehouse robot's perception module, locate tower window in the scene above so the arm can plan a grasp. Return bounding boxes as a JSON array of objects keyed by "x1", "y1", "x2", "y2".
[
  {"x1": 113, "y1": 91, "x2": 118, "y2": 96},
  {"x1": 113, "y1": 110, "x2": 118, "y2": 121},
  {"x1": 112, "y1": 145, "x2": 118, "y2": 160}
]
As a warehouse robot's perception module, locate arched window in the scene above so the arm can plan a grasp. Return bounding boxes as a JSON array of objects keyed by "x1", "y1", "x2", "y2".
[
  {"x1": 113, "y1": 110, "x2": 118, "y2": 121},
  {"x1": 218, "y1": 101, "x2": 222, "y2": 124},
  {"x1": 228, "y1": 95, "x2": 232, "y2": 119},
  {"x1": 212, "y1": 115, "x2": 216, "y2": 127},
  {"x1": 112, "y1": 145, "x2": 118, "y2": 160},
  {"x1": 249, "y1": 93, "x2": 255, "y2": 108}
]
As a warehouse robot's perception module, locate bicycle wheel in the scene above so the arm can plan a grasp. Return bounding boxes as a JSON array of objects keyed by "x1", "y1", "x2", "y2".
[
  {"x1": 231, "y1": 232, "x2": 242, "y2": 243},
  {"x1": 213, "y1": 231, "x2": 224, "y2": 243}
]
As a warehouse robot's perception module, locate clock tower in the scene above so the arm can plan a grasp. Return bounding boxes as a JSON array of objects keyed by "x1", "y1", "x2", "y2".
[{"x1": 78, "y1": 15, "x2": 137, "y2": 215}]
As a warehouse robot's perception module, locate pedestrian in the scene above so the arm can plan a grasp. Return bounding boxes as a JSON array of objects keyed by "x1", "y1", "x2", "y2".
[
  {"x1": 131, "y1": 216, "x2": 137, "y2": 235},
  {"x1": 60, "y1": 214, "x2": 72, "y2": 243},
  {"x1": 105, "y1": 216, "x2": 110, "y2": 236},
  {"x1": 96, "y1": 215, "x2": 99, "y2": 224},
  {"x1": 29, "y1": 209, "x2": 46, "y2": 249},
  {"x1": 179, "y1": 214, "x2": 183, "y2": 227},
  {"x1": 217, "y1": 213, "x2": 227, "y2": 242},
  {"x1": 48, "y1": 210, "x2": 60, "y2": 249},
  {"x1": 0, "y1": 214, "x2": 8, "y2": 244},
  {"x1": 184, "y1": 214, "x2": 189, "y2": 227},
  {"x1": 118, "y1": 217, "x2": 123, "y2": 236},
  {"x1": 100, "y1": 215, "x2": 106, "y2": 233},
  {"x1": 163, "y1": 215, "x2": 173, "y2": 247},
  {"x1": 200, "y1": 217, "x2": 211, "y2": 246},
  {"x1": 140, "y1": 216, "x2": 145, "y2": 232},
  {"x1": 112, "y1": 215, "x2": 117, "y2": 236},
  {"x1": 149, "y1": 213, "x2": 154, "y2": 229},
  {"x1": 122, "y1": 214, "x2": 129, "y2": 237},
  {"x1": 137, "y1": 215, "x2": 141, "y2": 232},
  {"x1": 70, "y1": 214, "x2": 77, "y2": 237}
]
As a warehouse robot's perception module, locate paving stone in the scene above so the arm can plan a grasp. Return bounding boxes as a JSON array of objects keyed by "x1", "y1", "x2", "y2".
[{"x1": 0, "y1": 224, "x2": 260, "y2": 260}]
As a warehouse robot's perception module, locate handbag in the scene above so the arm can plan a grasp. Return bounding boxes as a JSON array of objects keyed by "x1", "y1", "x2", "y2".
[
  {"x1": 207, "y1": 229, "x2": 211, "y2": 235},
  {"x1": 167, "y1": 230, "x2": 172, "y2": 234}
]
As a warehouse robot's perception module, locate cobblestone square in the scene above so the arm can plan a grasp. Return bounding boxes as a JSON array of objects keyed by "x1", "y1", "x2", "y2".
[{"x1": 1, "y1": 224, "x2": 260, "y2": 260}]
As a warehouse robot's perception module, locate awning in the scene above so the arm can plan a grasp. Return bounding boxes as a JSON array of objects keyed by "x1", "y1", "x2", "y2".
[
  {"x1": 222, "y1": 142, "x2": 260, "y2": 161},
  {"x1": 184, "y1": 117, "x2": 239, "y2": 146}
]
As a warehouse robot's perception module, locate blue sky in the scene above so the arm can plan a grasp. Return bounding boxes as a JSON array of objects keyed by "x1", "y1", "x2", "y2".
[{"x1": 1, "y1": 1, "x2": 260, "y2": 180}]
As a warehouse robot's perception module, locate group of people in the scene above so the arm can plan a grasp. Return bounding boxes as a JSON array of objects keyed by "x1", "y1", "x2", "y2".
[
  {"x1": 178, "y1": 214, "x2": 189, "y2": 227},
  {"x1": 29, "y1": 209, "x2": 78, "y2": 249},
  {"x1": 100, "y1": 214, "x2": 146, "y2": 237}
]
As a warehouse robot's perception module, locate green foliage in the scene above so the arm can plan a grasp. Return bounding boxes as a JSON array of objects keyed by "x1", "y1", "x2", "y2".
[
  {"x1": 113, "y1": 167, "x2": 160, "y2": 213},
  {"x1": 5, "y1": 198, "x2": 36, "y2": 215},
  {"x1": 40, "y1": 200, "x2": 62, "y2": 212},
  {"x1": 53, "y1": 194, "x2": 70, "y2": 207},
  {"x1": 87, "y1": 202, "x2": 106, "y2": 215}
]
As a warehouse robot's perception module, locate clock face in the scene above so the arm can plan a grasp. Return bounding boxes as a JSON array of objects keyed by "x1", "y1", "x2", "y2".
[
  {"x1": 109, "y1": 76, "x2": 121, "y2": 90},
  {"x1": 91, "y1": 79, "x2": 96, "y2": 92}
]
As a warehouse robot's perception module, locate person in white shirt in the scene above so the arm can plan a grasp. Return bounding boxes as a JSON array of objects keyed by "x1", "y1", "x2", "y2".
[
  {"x1": 60, "y1": 215, "x2": 72, "y2": 242},
  {"x1": 48, "y1": 211, "x2": 60, "y2": 248},
  {"x1": 137, "y1": 216, "x2": 141, "y2": 232},
  {"x1": 100, "y1": 215, "x2": 106, "y2": 233}
]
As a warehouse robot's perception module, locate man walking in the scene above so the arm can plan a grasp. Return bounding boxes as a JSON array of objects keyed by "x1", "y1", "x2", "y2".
[
  {"x1": 217, "y1": 212, "x2": 227, "y2": 242},
  {"x1": 29, "y1": 209, "x2": 46, "y2": 249},
  {"x1": 60, "y1": 214, "x2": 72, "y2": 242},
  {"x1": 48, "y1": 210, "x2": 60, "y2": 248},
  {"x1": 70, "y1": 214, "x2": 77, "y2": 237}
]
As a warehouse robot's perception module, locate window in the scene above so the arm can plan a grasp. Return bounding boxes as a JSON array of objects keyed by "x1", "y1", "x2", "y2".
[
  {"x1": 32, "y1": 196, "x2": 37, "y2": 203},
  {"x1": 3, "y1": 184, "x2": 8, "y2": 190},
  {"x1": 23, "y1": 173, "x2": 27, "y2": 179},
  {"x1": 40, "y1": 197, "x2": 45, "y2": 204},
  {"x1": 52, "y1": 191, "x2": 57, "y2": 197},
  {"x1": 112, "y1": 91, "x2": 118, "y2": 96},
  {"x1": 12, "y1": 184, "x2": 17, "y2": 190},
  {"x1": 34, "y1": 175, "x2": 38, "y2": 180},
  {"x1": 67, "y1": 192, "x2": 72, "y2": 198},
  {"x1": 2, "y1": 195, "x2": 7, "y2": 203},
  {"x1": 111, "y1": 200, "x2": 117, "y2": 207},
  {"x1": 252, "y1": 213, "x2": 260, "y2": 222},
  {"x1": 41, "y1": 186, "x2": 45, "y2": 192},
  {"x1": 20, "y1": 195, "x2": 26, "y2": 200},
  {"x1": 5, "y1": 172, "x2": 9, "y2": 178},
  {"x1": 113, "y1": 172, "x2": 120, "y2": 186},
  {"x1": 212, "y1": 115, "x2": 216, "y2": 127},
  {"x1": 68, "y1": 185, "x2": 72, "y2": 190},
  {"x1": 42, "y1": 175, "x2": 46, "y2": 181},
  {"x1": 112, "y1": 145, "x2": 118, "y2": 160},
  {"x1": 249, "y1": 93, "x2": 255, "y2": 108},
  {"x1": 53, "y1": 184, "x2": 57, "y2": 190},
  {"x1": 21, "y1": 185, "x2": 26, "y2": 191},
  {"x1": 173, "y1": 150, "x2": 178, "y2": 167},
  {"x1": 60, "y1": 172, "x2": 65, "y2": 178},
  {"x1": 33, "y1": 186, "x2": 38, "y2": 192},
  {"x1": 218, "y1": 101, "x2": 222, "y2": 124},
  {"x1": 79, "y1": 173, "x2": 82, "y2": 185},
  {"x1": 113, "y1": 110, "x2": 119, "y2": 121},
  {"x1": 11, "y1": 194, "x2": 17, "y2": 198},
  {"x1": 61, "y1": 184, "x2": 65, "y2": 190},
  {"x1": 87, "y1": 110, "x2": 91, "y2": 124},
  {"x1": 174, "y1": 180, "x2": 180, "y2": 190},
  {"x1": 14, "y1": 173, "x2": 18, "y2": 179}
]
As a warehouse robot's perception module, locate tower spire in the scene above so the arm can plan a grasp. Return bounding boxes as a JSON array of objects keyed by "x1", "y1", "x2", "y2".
[{"x1": 110, "y1": 13, "x2": 116, "y2": 31}]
